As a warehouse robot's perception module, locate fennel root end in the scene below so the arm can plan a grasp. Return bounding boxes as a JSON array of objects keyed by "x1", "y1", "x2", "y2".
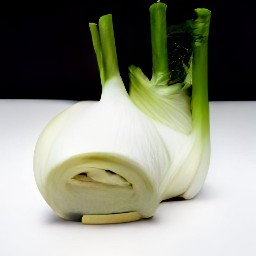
[{"x1": 82, "y1": 212, "x2": 143, "y2": 224}]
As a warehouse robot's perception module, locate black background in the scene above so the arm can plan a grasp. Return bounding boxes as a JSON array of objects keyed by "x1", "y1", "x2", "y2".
[{"x1": 0, "y1": 1, "x2": 255, "y2": 101}]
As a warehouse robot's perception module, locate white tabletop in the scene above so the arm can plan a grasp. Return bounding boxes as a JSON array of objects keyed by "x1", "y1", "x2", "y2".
[{"x1": 0, "y1": 99, "x2": 256, "y2": 256}]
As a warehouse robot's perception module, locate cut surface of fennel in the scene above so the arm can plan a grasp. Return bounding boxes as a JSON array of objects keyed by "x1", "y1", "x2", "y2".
[{"x1": 33, "y1": 3, "x2": 211, "y2": 224}]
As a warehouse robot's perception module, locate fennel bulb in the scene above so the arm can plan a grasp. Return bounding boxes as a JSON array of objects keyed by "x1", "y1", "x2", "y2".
[{"x1": 33, "y1": 3, "x2": 211, "y2": 224}]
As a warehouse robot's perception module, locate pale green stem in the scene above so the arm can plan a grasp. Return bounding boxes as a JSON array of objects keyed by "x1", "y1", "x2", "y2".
[
  {"x1": 89, "y1": 23, "x2": 104, "y2": 84},
  {"x1": 191, "y1": 8, "x2": 211, "y2": 136},
  {"x1": 89, "y1": 14, "x2": 120, "y2": 86},
  {"x1": 150, "y1": 2, "x2": 170, "y2": 85}
]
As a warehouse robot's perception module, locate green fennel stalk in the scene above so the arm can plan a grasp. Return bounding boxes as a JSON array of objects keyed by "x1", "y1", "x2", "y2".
[
  {"x1": 191, "y1": 8, "x2": 211, "y2": 136},
  {"x1": 89, "y1": 15, "x2": 120, "y2": 86}
]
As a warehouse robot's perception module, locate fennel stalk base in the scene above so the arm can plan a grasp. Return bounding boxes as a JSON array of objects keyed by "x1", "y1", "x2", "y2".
[{"x1": 82, "y1": 212, "x2": 143, "y2": 224}]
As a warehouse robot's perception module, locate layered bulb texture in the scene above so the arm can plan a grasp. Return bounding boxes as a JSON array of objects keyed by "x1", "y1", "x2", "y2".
[{"x1": 33, "y1": 3, "x2": 211, "y2": 224}]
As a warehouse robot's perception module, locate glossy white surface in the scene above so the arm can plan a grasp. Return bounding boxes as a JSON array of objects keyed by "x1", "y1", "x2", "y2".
[{"x1": 0, "y1": 100, "x2": 256, "y2": 256}]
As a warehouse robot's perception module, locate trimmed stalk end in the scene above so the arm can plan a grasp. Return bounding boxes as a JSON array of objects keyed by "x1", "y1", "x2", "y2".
[{"x1": 82, "y1": 212, "x2": 143, "y2": 224}]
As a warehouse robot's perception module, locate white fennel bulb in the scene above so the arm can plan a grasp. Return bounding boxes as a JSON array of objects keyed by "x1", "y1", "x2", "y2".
[
  {"x1": 34, "y1": 76, "x2": 169, "y2": 221},
  {"x1": 33, "y1": 3, "x2": 211, "y2": 224}
]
